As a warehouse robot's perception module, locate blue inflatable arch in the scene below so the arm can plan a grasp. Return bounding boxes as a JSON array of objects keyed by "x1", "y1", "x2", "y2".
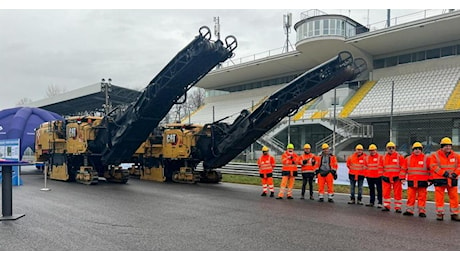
[{"x1": 0, "y1": 107, "x2": 63, "y2": 159}]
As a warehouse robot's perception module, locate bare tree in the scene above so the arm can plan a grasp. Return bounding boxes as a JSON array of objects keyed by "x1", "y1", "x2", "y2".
[
  {"x1": 16, "y1": 97, "x2": 32, "y2": 106},
  {"x1": 162, "y1": 87, "x2": 206, "y2": 124},
  {"x1": 188, "y1": 87, "x2": 205, "y2": 110},
  {"x1": 46, "y1": 84, "x2": 66, "y2": 97}
]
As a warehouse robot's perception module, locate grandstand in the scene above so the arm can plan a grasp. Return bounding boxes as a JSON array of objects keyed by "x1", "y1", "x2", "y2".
[
  {"x1": 27, "y1": 9, "x2": 460, "y2": 162},
  {"x1": 190, "y1": 9, "x2": 460, "y2": 160}
]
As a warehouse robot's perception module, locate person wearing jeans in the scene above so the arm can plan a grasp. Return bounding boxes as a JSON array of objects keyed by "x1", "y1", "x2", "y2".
[
  {"x1": 346, "y1": 144, "x2": 367, "y2": 205},
  {"x1": 365, "y1": 144, "x2": 383, "y2": 208}
]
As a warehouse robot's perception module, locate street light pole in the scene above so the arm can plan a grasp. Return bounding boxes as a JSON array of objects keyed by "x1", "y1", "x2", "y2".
[
  {"x1": 101, "y1": 78, "x2": 112, "y2": 115},
  {"x1": 333, "y1": 87, "x2": 337, "y2": 156},
  {"x1": 390, "y1": 81, "x2": 394, "y2": 141}
]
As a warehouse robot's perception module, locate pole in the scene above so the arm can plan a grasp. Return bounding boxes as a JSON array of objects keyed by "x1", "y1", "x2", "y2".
[
  {"x1": 387, "y1": 9, "x2": 391, "y2": 27},
  {"x1": 333, "y1": 87, "x2": 337, "y2": 156},
  {"x1": 0, "y1": 164, "x2": 25, "y2": 221},
  {"x1": 251, "y1": 100, "x2": 254, "y2": 160},
  {"x1": 41, "y1": 163, "x2": 51, "y2": 191},
  {"x1": 287, "y1": 116, "x2": 291, "y2": 144},
  {"x1": 390, "y1": 81, "x2": 394, "y2": 141}
]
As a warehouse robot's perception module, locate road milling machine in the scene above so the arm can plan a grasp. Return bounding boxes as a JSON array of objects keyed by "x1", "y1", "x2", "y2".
[
  {"x1": 34, "y1": 26, "x2": 237, "y2": 184},
  {"x1": 134, "y1": 51, "x2": 367, "y2": 183}
]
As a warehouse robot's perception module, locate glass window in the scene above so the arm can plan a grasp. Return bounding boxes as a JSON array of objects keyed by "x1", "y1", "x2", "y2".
[
  {"x1": 412, "y1": 51, "x2": 425, "y2": 62},
  {"x1": 308, "y1": 21, "x2": 313, "y2": 37},
  {"x1": 345, "y1": 22, "x2": 355, "y2": 37},
  {"x1": 337, "y1": 21, "x2": 344, "y2": 36},
  {"x1": 314, "y1": 20, "x2": 320, "y2": 36},
  {"x1": 441, "y1": 46, "x2": 454, "y2": 57},
  {"x1": 385, "y1": 56, "x2": 398, "y2": 66},
  {"x1": 323, "y1": 19, "x2": 329, "y2": 35},
  {"x1": 426, "y1": 48, "x2": 440, "y2": 59},
  {"x1": 398, "y1": 54, "x2": 411, "y2": 64},
  {"x1": 330, "y1": 19, "x2": 336, "y2": 34},
  {"x1": 373, "y1": 59, "x2": 385, "y2": 69}
]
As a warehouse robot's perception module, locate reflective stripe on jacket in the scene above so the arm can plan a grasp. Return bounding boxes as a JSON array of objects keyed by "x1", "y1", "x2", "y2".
[
  {"x1": 297, "y1": 153, "x2": 317, "y2": 173},
  {"x1": 381, "y1": 152, "x2": 406, "y2": 179},
  {"x1": 346, "y1": 152, "x2": 366, "y2": 179},
  {"x1": 281, "y1": 151, "x2": 299, "y2": 172},
  {"x1": 405, "y1": 153, "x2": 430, "y2": 182},
  {"x1": 366, "y1": 153, "x2": 383, "y2": 178},
  {"x1": 429, "y1": 149, "x2": 460, "y2": 186},
  {"x1": 257, "y1": 154, "x2": 276, "y2": 174}
]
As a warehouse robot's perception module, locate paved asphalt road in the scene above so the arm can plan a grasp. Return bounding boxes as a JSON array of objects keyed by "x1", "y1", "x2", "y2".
[{"x1": 1, "y1": 167, "x2": 459, "y2": 251}]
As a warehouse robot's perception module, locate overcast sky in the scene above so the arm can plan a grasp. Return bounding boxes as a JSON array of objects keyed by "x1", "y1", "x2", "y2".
[{"x1": 0, "y1": 1, "x2": 450, "y2": 110}]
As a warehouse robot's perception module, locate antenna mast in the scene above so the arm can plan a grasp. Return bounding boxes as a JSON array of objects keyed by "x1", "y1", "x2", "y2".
[
  {"x1": 283, "y1": 13, "x2": 293, "y2": 53},
  {"x1": 214, "y1": 16, "x2": 222, "y2": 68}
]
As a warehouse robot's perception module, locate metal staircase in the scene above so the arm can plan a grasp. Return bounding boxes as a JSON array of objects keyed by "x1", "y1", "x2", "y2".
[
  {"x1": 256, "y1": 134, "x2": 285, "y2": 155},
  {"x1": 314, "y1": 117, "x2": 373, "y2": 153}
]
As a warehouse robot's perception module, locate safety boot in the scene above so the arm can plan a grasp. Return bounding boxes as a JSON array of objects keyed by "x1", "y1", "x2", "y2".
[
  {"x1": 287, "y1": 196, "x2": 294, "y2": 200},
  {"x1": 436, "y1": 214, "x2": 444, "y2": 221},
  {"x1": 318, "y1": 198, "x2": 324, "y2": 202},
  {"x1": 269, "y1": 192, "x2": 274, "y2": 197},
  {"x1": 395, "y1": 209, "x2": 402, "y2": 214},
  {"x1": 418, "y1": 212, "x2": 426, "y2": 218},
  {"x1": 261, "y1": 192, "x2": 267, "y2": 197},
  {"x1": 328, "y1": 198, "x2": 334, "y2": 203},
  {"x1": 403, "y1": 211, "x2": 414, "y2": 216},
  {"x1": 382, "y1": 207, "x2": 390, "y2": 212},
  {"x1": 451, "y1": 214, "x2": 460, "y2": 221}
]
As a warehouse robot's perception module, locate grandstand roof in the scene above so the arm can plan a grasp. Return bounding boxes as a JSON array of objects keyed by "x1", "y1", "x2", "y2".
[
  {"x1": 27, "y1": 83, "x2": 140, "y2": 116},
  {"x1": 197, "y1": 10, "x2": 460, "y2": 90}
]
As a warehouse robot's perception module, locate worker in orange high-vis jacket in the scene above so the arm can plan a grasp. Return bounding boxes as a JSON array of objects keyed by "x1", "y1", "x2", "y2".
[
  {"x1": 297, "y1": 143, "x2": 317, "y2": 200},
  {"x1": 402, "y1": 142, "x2": 430, "y2": 218},
  {"x1": 429, "y1": 137, "x2": 460, "y2": 221},
  {"x1": 365, "y1": 144, "x2": 383, "y2": 208},
  {"x1": 315, "y1": 143, "x2": 338, "y2": 203},
  {"x1": 257, "y1": 146, "x2": 276, "y2": 197},
  {"x1": 276, "y1": 143, "x2": 299, "y2": 200},
  {"x1": 380, "y1": 141, "x2": 407, "y2": 213},
  {"x1": 346, "y1": 144, "x2": 367, "y2": 205}
]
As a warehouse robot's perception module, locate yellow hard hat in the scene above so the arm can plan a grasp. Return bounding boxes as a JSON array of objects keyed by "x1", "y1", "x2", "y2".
[
  {"x1": 303, "y1": 144, "x2": 311, "y2": 149},
  {"x1": 355, "y1": 144, "x2": 364, "y2": 150},
  {"x1": 321, "y1": 143, "x2": 329, "y2": 149},
  {"x1": 440, "y1": 137, "x2": 452, "y2": 145},
  {"x1": 262, "y1": 146, "x2": 269, "y2": 152},
  {"x1": 368, "y1": 144, "x2": 377, "y2": 150},
  {"x1": 412, "y1": 142, "x2": 423, "y2": 149},
  {"x1": 386, "y1": 141, "x2": 396, "y2": 148},
  {"x1": 287, "y1": 143, "x2": 294, "y2": 149}
]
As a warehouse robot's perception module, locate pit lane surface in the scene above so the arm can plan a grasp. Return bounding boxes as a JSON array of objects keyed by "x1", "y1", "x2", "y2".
[{"x1": 1, "y1": 167, "x2": 458, "y2": 251}]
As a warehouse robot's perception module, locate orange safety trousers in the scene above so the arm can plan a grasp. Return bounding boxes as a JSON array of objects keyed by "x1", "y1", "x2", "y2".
[
  {"x1": 435, "y1": 186, "x2": 460, "y2": 215},
  {"x1": 406, "y1": 187, "x2": 427, "y2": 214},
  {"x1": 317, "y1": 174, "x2": 334, "y2": 197},
  {"x1": 260, "y1": 175, "x2": 274, "y2": 193},
  {"x1": 382, "y1": 180, "x2": 402, "y2": 210},
  {"x1": 278, "y1": 175, "x2": 296, "y2": 197}
]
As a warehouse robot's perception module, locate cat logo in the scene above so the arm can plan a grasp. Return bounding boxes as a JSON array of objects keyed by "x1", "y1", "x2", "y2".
[
  {"x1": 166, "y1": 133, "x2": 178, "y2": 145},
  {"x1": 69, "y1": 127, "x2": 77, "y2": 139}
]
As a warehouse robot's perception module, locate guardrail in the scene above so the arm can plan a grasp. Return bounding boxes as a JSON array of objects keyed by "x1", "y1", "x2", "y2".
[{"x1": 200, "y1": 161, "x2": 351, "y2": 185}]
